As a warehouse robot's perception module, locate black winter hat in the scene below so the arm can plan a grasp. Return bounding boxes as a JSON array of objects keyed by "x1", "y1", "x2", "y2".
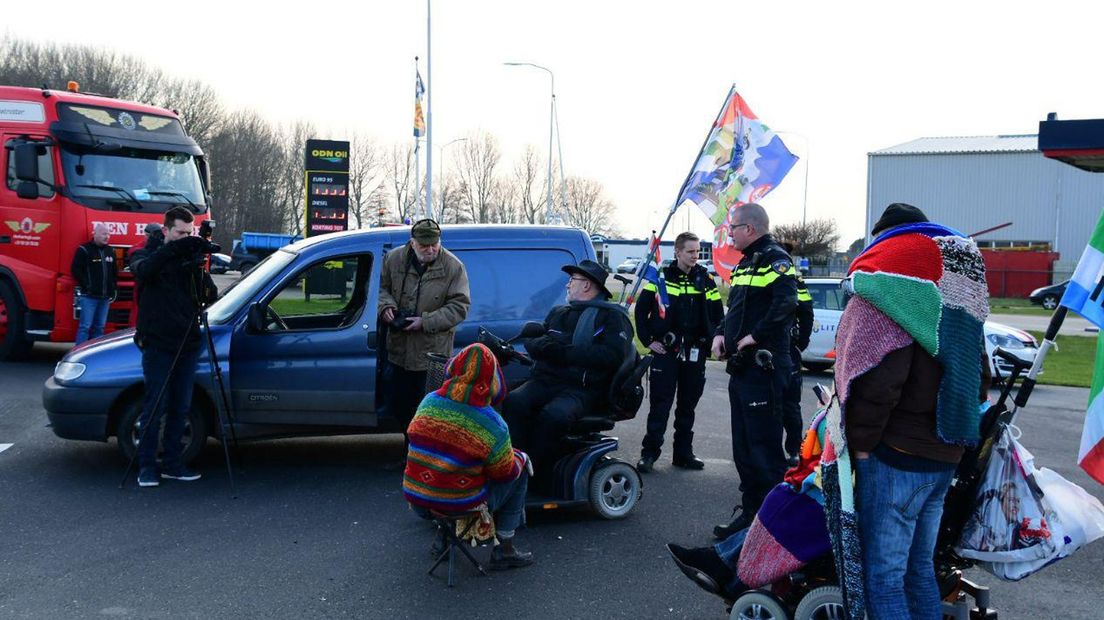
[
  {"x1": 871, "y1": 203, "x2": 929, "y2": 236},
  {"x1": 562, "y1": 259, "x2": 613, "y2": 299}
]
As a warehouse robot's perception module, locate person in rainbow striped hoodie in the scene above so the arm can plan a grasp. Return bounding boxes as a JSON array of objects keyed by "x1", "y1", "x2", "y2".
[{"x1": 403, "y1": 343, "x2": 534, "y2": 569}]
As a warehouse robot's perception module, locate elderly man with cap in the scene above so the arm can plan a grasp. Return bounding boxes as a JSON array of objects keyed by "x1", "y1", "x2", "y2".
[
  {"x1": 378, "y1": 218, "x2": 471, "y2": 435},
  {"x1": 502, "y1": 259, "x2": 634, "y2": 471}
]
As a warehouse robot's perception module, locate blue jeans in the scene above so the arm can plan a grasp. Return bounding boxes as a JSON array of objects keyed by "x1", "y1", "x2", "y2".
[
  {"x1": 714, "y1": 527, "x2": 750, "y2": 594},
  {"x1": 855, "y1": 451, "x2": 954, "y2": 620},
  {"x1": 412, "y1": 471, "x2": 529, "y2": 537},
  {"x1": 75, "y1": 296, "x2": 110, "y2": 344},
  {"x1": 137, "y1": 345, "x2": 200, "y2": 470}
]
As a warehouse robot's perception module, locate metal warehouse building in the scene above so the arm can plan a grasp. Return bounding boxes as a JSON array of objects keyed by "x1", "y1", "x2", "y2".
[{"x1": 867, "y1": 135, "x2": 1104, "y2": 284}]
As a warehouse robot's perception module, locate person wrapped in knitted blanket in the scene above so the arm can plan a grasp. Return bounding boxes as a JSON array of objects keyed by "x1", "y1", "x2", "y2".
[{"x1": 403, "y1": 343, "x2": 535, "y2": 570}]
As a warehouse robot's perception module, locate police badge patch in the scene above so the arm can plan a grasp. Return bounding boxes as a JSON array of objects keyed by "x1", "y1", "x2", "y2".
[{"x1": 771, "y1": 259, "x2": 792, "y2": 275}]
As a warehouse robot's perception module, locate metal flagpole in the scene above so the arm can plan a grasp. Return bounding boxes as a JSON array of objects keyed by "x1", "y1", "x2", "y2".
[
  {"x1": 425, "y1": 0, "x2": 434, "y2": 220},
  {"x1": 623, "y1": 84, "x2": 737, "y2": 308},
  {"x1": 554, "y1": 94, "x2": 567, "y2": 219}
]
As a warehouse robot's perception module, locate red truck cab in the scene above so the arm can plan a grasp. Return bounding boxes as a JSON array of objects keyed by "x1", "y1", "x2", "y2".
[{"x1": 0, "y1": 84, "x2": 210, "y2": 359}]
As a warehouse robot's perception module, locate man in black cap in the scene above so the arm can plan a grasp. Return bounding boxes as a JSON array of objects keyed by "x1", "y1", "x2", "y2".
[
  {"x1": 378, "y1": 218, "x2": 471, "y2": 434},
  {"x1": 503, "y1": 259, "x2": 635, "y2": 470}
]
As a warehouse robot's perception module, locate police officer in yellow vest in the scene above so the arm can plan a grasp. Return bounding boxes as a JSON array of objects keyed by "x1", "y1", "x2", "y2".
[
  {"x1": 710, "y1": 203, "x2": 799, "y2": 539},
  {"x1": 634, "y1": 232, "x2": 724, "y2": 473}
]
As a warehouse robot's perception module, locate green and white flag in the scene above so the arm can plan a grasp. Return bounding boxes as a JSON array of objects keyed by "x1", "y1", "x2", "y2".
[{"x1": 1064, "y1": 210, "x2": 1104, "y2": 484}]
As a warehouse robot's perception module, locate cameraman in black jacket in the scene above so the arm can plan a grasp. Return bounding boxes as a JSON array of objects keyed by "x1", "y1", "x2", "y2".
[{"x1": 128, "y1": 206, "x2": 218, "y2": 488}]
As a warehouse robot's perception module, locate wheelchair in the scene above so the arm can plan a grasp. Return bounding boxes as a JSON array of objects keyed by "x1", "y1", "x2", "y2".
[{"x1": 427, "y1": 323, "x2": 645, "y2": 520}]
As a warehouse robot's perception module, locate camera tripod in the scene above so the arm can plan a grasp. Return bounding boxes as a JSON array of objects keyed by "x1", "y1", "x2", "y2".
[{"x1": 119, "y1": 296, "x2": 240, "y2": 496}]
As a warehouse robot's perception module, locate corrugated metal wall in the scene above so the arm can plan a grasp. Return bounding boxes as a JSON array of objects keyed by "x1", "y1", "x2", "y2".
[{"x1": 867, "y1": 152, "x2": 1104, "y2": 263}]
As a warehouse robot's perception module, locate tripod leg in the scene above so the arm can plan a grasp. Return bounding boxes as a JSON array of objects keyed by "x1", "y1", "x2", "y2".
[{"x1": 200, "y1": 310, "x2": 237, "y2": 496}]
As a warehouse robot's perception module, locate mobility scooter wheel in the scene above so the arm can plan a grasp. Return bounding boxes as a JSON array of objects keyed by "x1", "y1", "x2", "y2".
[
  {"x1": 730, "y1": 590, "x2": 789, "y2": 620},
  {"x1": 588, "y1": 461, "x2": 641, "y2": 519},
  {"x1": 792, "y1": 585, "x2": 844, "y2": 620}
]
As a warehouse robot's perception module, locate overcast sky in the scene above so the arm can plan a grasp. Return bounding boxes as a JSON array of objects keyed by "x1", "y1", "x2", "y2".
[{"x1": 6, "y1": 1, "x2": 1101, "y2": 245}]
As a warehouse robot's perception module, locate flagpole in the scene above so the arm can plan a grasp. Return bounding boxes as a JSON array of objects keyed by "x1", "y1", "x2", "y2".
[
  {"x1": 623, "y1": 84, "x2": 738, "y2": 308},
  {"x1": 425, "y1": 0, "x2": 434, "y2": 220}
]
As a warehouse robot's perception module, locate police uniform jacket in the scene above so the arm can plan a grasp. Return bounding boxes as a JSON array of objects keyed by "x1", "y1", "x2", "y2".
[
  {"x1": 717, "y1": 234, "x2": 799, "y2": 363},
  {"x1": 527, "y1": 301, "x2": 633, "y2": 391},
  {"x1": 790, "y1": 276, "x2": 814, "y2": 364},
  {"x1": 635, "y1": 262, "x2": 723, "y2": 351},
  {"x1": 71, "y1": 241, "x2": 117, "y2": 299}
]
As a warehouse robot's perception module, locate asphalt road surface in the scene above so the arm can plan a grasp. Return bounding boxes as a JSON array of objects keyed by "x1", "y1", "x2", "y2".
[{"x1": 2, "y1": 346, "x2": 1102, "y2": 619}]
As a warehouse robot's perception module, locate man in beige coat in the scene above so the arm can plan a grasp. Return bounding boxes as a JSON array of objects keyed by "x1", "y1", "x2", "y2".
[{"x1": 378, "y1": 219, "x2": 471, "y2": 432}]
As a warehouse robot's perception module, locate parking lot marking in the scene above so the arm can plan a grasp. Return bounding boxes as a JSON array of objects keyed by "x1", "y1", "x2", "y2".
[{"x1": 0, "y1": 444, "x2": 12, "y2": 455}]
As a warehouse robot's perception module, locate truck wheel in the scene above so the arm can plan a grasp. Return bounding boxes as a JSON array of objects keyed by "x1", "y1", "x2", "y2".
[
  {"x1": 115, "y1": 394, "x2": 208, "y2": 466},
  {"x1": 589, "y1": 461, "x2": 641, "y2": 519},
  {"x1": 0, "y1": 281, "x2": 33, "y2": 360}
]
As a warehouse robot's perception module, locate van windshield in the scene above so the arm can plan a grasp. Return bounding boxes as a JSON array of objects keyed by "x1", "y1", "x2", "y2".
[{"x1": 206, "y1": 250, "x2": 297, "y2": 324}]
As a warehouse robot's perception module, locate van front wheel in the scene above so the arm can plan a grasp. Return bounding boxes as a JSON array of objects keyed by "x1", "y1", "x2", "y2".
[{"x1": 115, "y1": 395, "x2": 208, "y2": 466}]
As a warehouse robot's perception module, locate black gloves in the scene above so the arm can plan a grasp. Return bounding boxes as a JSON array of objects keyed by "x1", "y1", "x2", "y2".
[
  {"x1": 527, "y1": 335, "x2": 568, "y2": 363},
  {"x1": 170, "y1": 235, "x2": 208, "y2": 256}
]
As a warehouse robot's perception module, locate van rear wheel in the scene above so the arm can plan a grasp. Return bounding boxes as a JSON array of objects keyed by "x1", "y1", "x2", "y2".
[
  {"x1": 115, "y1": 395, "x2": 208, "y2": 466},
  {"x1": 0, "y1": 281, "x2": 33, "y2": 361}
]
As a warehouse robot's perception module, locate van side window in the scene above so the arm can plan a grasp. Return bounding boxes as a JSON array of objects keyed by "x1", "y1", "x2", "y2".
[
  {"x1": 5, "y1": 138, "x2": 56, "y2": 198},
  {"x1": 265, "y1": 254, "x2": 371, "y2": 331},
  {"x1": 809, "y1": 283, "x2": 849, "y2": 311},
  {"x1": 452, "y1": 248, "x2": 576, "y2": 321}
]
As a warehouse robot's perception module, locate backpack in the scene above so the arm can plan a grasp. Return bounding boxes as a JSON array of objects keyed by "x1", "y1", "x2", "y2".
[{"x1": 572, "y1": 300, "x2": 652, "y2": 421}]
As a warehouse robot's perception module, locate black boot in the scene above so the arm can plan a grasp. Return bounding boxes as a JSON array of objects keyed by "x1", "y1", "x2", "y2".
[
  {"x1": 666, "y1": 543, "x2": 734, "y2": 596},
  {"x1": 712, "y1": 508, "x2": 754, "y2": 540}
]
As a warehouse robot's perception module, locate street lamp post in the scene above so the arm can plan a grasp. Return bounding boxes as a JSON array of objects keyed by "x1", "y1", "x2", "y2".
[
  {"x1": 438, "y1": 137, "x2": 467, "y2": 221},
  {"x1": 504, "y1": 61, "x2": 555, "y2": 224}
]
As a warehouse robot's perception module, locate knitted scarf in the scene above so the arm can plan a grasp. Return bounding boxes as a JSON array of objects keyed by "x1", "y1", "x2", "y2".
[{"x1": 823, "y1": 222, "x2": 989, "y2": 619}]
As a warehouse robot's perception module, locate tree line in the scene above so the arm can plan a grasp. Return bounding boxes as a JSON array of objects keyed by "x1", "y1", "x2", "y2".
[{"x1": 0, "y1": 36, "x2": 622, "y2": 250}]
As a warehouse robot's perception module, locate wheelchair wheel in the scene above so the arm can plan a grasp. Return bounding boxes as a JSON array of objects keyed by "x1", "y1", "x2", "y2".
[
  {"x1": 793, "y1": 585, "x2": 844, "y2": 620},
  {"x1": 588, "y1": 461, "x2": 641, "y2": 519},
  {"x1": 730, "y1": 590, "x2": 788, "y2": 620}
]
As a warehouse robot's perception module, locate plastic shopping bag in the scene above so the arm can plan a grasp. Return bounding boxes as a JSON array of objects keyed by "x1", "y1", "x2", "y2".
[
  {"x1": 978, "y1": 466, "x2": 1104, "y2": 580},
  {"x1": 956, "y1": 425, "x2": 1058, "y2": 563}
]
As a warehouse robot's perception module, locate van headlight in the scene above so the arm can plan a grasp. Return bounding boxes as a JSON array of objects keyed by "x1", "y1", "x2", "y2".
[{"x1": 54, "y1": 361, "x2": 87, "y2": 382}]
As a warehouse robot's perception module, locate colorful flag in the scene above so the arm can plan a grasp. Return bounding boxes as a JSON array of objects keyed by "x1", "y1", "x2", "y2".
[
  {"x1": 640, "y1": 234, "x2": 670, "y2": 319},
  {"x1": 675, "y1": 86, "x2": 798, "y2": 281},
  {"x1": 1065, "y1": 211, "x2": 1104, "y2": 483},
  {"x1": 414, "y1": 69, "x2": 426, "y2": 138}
]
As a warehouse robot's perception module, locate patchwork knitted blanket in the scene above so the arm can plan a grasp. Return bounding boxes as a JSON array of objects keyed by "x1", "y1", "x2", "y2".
[{"x1": 824, "y1": 222, "x2": 989, "y2": 619}]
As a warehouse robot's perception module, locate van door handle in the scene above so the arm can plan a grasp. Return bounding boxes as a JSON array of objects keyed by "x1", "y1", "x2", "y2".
[{"x1": 367, "y1": 331, "x2": 378, "y2": 349}]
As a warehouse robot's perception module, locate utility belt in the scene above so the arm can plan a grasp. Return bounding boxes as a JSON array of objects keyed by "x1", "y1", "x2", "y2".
[
  {"x1": 726, "y1": 346, "x2": 777, "y2": 374},
  {"x1": 660, "y1": 332, "x2": 707, "y2": 363}
]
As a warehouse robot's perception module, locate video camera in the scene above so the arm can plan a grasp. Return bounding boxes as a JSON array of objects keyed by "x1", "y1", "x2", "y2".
[{"x1": 391, "y1": 309, "x2": 415, "y2": 330}]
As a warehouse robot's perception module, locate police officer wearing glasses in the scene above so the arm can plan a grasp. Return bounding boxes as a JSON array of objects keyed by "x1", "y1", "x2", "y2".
[
  {"x1": 710, "y1": 203, "x2": 799, "y2": 539},
  {"x1": 635, "y1": 232, "x2": 723, "y2": 473}
]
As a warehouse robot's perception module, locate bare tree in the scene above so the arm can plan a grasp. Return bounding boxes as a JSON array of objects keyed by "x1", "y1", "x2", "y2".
[
  {"x1": 387, "y1": 144, "x2": 418, "y2": 223},
  {"x1": 456, "y1": 130, "x2": 501, "y2": 223},
  {"x1": 509, "y1": 145, "x2": 547, "y2": 224},
  {"x1": 773, "y1": 218, "x2": 841, "y2": 259},
  {"x1": 562, "y1": 176, "x2": 620, "y2": 236},
  {"x1": 348, "y1": 134, "x2": 384, "y2": 229},
  {"x1": 436, "y1": 174, "x2": 470, "y2": 224},
  {"x1": 205, "y1": 111, "x2": 286, "y2": 248}
]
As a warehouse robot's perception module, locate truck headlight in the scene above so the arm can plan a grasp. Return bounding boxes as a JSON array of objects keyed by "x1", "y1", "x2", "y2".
[{"x1": 54, "y1": 362, "x2": 87, "y2": 382}]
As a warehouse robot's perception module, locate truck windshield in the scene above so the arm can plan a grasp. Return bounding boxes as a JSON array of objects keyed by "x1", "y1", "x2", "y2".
[
  {"x1": 59, "y1": 145, "x2": 207, "y2": 212},
  {"x1": 206, "y1": 250, "x2": 297, "y2": 324}
]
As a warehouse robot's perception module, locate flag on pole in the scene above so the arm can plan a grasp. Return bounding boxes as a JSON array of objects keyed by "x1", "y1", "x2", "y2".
[
  {"x1": 640, "y1": 234, "x2": 670, "y2": 319},
  {"x1": 675, "y1": 86, "x2": 798, "y2": 281},
  {"x1": 1064, "y1": 211, "x2": 1104, "y2": 483},
  {"x1": 414, "y1": 69, "x2": 426, "y2": 138}
]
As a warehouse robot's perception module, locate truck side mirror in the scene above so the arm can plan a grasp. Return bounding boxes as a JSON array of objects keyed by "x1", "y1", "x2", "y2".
[
  {"x1": 13, "y1": 143, "x2": 40, "y2": 182},
  {"x1": 247, "y1": 302, "x2": 266, "y2": 333},
  {"x1": 15, "y1": 180, "x2": 39, "y2": 200}
]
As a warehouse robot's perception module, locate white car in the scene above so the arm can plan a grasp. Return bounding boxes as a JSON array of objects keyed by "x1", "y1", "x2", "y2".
[
  {"x1": 801, "y1": 278, "x2": 1039, "y2": 378},
  {"x1": 696, "y1": 259, "x2": 717, "y2": 276}
]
